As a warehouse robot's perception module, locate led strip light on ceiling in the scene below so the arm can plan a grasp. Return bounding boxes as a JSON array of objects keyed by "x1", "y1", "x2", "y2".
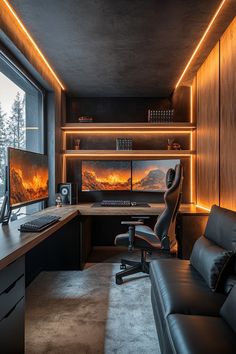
[
  {"x1": 3, "y1": 0, "x2": 65, "y2": 90},
  {"x1": 175, "y1": 0, "x2": 227, "y2": 88}
]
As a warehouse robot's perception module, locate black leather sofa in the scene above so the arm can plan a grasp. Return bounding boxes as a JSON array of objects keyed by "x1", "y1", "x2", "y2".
[{"x1": 150, "y1": 205, "x2": 236, "y2": 354}]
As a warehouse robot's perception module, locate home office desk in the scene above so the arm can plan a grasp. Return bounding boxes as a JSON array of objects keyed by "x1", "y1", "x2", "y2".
[
  {"x1": 76, "y1": 203, "x2": 209, "y2": 261},
  {"x1": 0, "y1": 203, "x2": 208, "y2": 353},
  {"x1": 76, "y1": 202, "x2": 207, "y2": 215},
  {"x1": 0, "y1": 202, "x2": 208, "y2": 271}
]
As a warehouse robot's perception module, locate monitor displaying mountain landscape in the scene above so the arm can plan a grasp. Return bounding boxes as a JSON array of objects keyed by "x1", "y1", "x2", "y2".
[
  {"x1": 8, "y1": 148, "x2": 48, "y2": 207},
  {"x1": 132, "y1": 159, "x2": 180, "y2": 192},
  {"x1": 82, "y1": 161, "x2": 131, "y2": 191}
]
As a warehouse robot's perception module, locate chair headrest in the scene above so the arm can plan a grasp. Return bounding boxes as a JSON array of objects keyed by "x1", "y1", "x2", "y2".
[{"x1": 166, "y1": 168, "x2": 176, "y2": 189}]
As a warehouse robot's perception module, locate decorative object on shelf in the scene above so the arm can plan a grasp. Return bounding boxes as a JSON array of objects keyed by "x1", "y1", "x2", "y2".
[
  {"x1": 172, "y1": 142, "x2": 181, "y2": 150},
  {"x1": 116, "y1": 138, "x2": 133, "y2": 150},
  {"x1": 148, "y1": 109, "x2": 174, "y2": 123},
  {"x1": 78, "y1": 116, "x2": 94, "y2": 123},
  {"x1": 167, "y1": 138, "x2": 175, "y2": 150},
  {"x1": 55, "y1": 193, "x2": 62, "y2": 207},
  {"x1": 167, "y1": 138, "x2": 181, "y2": 150},
  {"x1": 74, "y1": 138, "x2": 80, "y2": 150}
]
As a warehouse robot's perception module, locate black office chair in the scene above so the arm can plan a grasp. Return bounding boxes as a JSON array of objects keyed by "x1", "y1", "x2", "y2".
[{"x1": 114, "y1": 163, "x2": 183, "y2": 285}]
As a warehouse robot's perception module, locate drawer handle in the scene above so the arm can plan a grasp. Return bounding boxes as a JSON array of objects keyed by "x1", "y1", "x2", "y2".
[
  {"x1": 2, "y1": 297, "x2": 23, "y2": 319},
  {"x1": 4, "y1": 280, "x2": 17, "y2": 294},
  {"x1": 3, "y1": 303, "x2": 17, "y2": 319},
  {"x1": 2, "y1": 275, "x2": 24, "y2": 295}
]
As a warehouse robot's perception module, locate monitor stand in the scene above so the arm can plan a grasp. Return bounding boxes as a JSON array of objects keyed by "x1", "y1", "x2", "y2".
[{"x1": 0, "y1": 192, "x2": 11, "y2": 225}]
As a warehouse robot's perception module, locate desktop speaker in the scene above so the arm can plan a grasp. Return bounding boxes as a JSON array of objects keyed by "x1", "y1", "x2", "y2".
[{"x1": 57, "y1": 183, "x2": 77, "y2": 205}]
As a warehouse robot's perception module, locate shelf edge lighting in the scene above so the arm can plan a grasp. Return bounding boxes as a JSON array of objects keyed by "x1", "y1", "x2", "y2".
[
  {"x1": 175, "y1": 0, "x2": 227, "y2": 88},
  {"x1": 64, "y1": 130, "x2": 192, "y2": 135},
  {"x1": 195, "y1": 204, "x2": 211, "y2": 212},
  {"x1": 64, "y1": 153, "x2": 193, "y2": 157},
  {"x1": 2, "y1": 0, "x2": 65, "y2": 90}
]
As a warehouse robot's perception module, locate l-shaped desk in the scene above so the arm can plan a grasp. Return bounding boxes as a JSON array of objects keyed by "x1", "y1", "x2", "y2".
[
  {"x1": 0, "y1": 203, "x2": 209, "y2": 353},
  {"x1": 0, "y1": 203, "x2": 209, "y2": 271}
]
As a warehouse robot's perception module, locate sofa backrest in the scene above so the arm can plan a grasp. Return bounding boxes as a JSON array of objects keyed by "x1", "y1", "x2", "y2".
[
  {"x1": 205, "y1": 205, "x2": 236, "y2": 252},
  {"x1": 204, "y1": 205, "x2": 236, "y2": 292}
]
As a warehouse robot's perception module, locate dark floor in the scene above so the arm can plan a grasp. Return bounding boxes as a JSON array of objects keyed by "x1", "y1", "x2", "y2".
[{"x1": 87, "y1": 245, "x2": 173, "y2": 265}]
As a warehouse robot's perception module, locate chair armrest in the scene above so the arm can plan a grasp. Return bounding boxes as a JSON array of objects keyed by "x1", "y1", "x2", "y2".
[{"x1": 121, "y1": 221, "x2": 143, "y2": 226}]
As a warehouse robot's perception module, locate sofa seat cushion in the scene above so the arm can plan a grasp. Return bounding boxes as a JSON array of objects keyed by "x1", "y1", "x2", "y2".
[
  {"x1": 150, "y1": 259, "x2": 226, "y2": 316},
  {"x1": 167, "y1": 314, "x2": 236, "y2": 354}
]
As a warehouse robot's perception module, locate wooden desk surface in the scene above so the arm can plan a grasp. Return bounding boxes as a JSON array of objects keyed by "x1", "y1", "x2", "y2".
[
  {"x1": 0, "y1": 206, "x2": 78, "y2": 271},
  {"x1": 0, "y1": 203, "x2": 208, "y2": 271},
  {"x1": 75, "y1": 203, "x2": 208, "y2": 216}
]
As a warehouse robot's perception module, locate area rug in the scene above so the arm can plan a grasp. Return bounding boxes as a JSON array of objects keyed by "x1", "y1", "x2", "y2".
[{"x1": 25, "y1": 251, "x2": 160, "y2": 354}]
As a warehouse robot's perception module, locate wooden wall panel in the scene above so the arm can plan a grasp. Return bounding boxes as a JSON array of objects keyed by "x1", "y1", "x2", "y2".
[
  {"x1": 196, "y1": 43, "x2": 220, "y2": 209},
  {"x1": 220, "y1": 17, "x2": 236, "y2": 211}
]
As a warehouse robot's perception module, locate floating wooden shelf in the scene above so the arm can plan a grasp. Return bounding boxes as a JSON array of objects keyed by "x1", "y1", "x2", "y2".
[
  {"x1": 63, "y1": 150, "x2": 195, "y2": 160},
  {"x1": 61, "y1": 122, "x2": 195, "y2": 132}
]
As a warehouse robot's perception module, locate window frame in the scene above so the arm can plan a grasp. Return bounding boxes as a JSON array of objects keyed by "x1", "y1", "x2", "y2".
[
  {"x1": 0, "y1": 50, "x2": 46, "y2": 215},
  {"x1": 0, "y1": 51, "x2": 45, "y2": 154}
]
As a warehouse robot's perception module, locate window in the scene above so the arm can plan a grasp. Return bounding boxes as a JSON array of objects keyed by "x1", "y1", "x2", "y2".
[{"x1": 0, "y1": 53, "x2": 44, "y2": 212}]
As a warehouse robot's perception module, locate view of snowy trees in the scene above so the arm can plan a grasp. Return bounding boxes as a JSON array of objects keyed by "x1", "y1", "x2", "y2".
[{"x1": 0, "y1": 90, "x2": 26, "y2": 196}]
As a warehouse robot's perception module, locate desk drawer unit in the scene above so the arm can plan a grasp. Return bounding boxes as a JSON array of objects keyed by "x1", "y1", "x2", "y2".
[
  {"x1": 0, "y1": 256, "x2": 24, "y2": 294},
  {"x1": 0, "y1": 275, "x2": 25, "y2": 320},
  {"x1": 0, "y1": 297, "x2": 25, "y2": 353},
  {"x1": 0, "y1": 256, "x2": 25, "y2": 353}
]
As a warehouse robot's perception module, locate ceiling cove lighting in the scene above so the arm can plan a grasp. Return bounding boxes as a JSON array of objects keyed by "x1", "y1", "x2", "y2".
[
  {"x1": 175, "y1": 0, "x2": 227, "y2": 88},
  {"x1": 3, "y1": 0, "x2": 65, "y2": 90}
]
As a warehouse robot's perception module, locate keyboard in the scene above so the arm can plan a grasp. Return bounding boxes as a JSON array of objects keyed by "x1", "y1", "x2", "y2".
[
  {"x1": 100, "y1": 200, "x2": 132, "y2": 207},
  {"x1": 19, "y1": 215, "x2": 61, "y2": 232}
]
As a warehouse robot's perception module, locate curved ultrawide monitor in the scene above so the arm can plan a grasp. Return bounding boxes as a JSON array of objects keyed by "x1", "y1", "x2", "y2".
[
  {"x1": 82, "y1": 160, "x2": 131, "y2": 191},
  {"x1": 8, "y1": 147, "x2": 48, "y2": 208}
]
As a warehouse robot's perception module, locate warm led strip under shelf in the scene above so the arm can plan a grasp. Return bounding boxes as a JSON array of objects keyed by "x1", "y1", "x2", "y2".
[
  {"x1": 63, "y1": 130, "x2": 192, "y2": 135},
  {"x1": 64, "y1": 152, "x2": 194, "y2": 158}
]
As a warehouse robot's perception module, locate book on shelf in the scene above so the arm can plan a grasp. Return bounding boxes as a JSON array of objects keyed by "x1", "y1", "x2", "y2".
[
  {"x1": 148, "y1": 109, "x2": 174, "y2": 123},
  {"x1": 116, "y1": 138, "x2": 133, "y2": 150}
]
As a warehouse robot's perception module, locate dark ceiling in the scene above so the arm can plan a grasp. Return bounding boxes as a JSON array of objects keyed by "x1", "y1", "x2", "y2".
[{"x1": 10, "y1": 0, "x2": 223, "y2": 97}]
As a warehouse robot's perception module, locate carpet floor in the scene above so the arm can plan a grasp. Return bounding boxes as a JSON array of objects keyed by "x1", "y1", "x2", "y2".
[{"x1": 25, "y1": 248, "x2": 161, "y2": 354}]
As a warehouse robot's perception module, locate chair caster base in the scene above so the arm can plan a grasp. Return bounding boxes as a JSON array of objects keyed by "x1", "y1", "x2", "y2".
[
  {"x1": 120, "y1": 264, "x2": 126, "y2": 270},
  {"x1": 116, "y1": 276, "x2": 123, "y2": 285}
]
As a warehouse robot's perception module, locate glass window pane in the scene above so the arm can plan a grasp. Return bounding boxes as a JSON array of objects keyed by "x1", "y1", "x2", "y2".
[{"x1": 0, "y1": 54, "x2": 44, "y2": 214}]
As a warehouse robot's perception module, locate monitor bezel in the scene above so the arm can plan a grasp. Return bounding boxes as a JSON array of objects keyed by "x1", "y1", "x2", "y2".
[{"x1": 8, "y1": 147, "x2": 49, "y2": 209}]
